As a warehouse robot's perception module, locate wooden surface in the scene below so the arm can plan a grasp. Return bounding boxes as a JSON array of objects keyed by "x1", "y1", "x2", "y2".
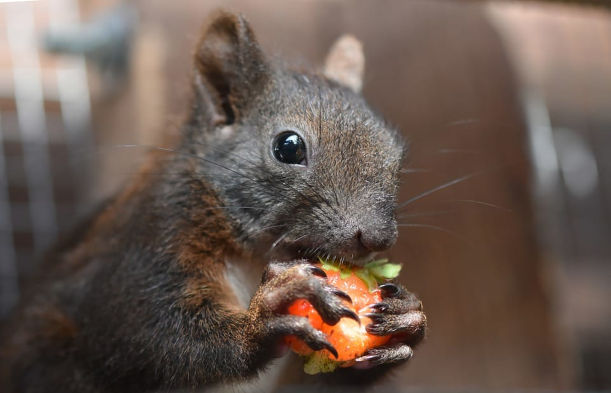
[{"x1": 90, "y1": 0, "x2": 568, "y2": 390}]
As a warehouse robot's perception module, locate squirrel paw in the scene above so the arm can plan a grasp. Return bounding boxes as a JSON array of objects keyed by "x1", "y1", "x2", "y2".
[
  {"x1": 262, "y1": 315, "x2": 338, "y2": 357},
  {"x1": 363, "y1": 282, "x2": 426, "y2": 345},
  {"x1": 344, "y1": 283, "x2": 425, "y2": 369},
  {"x1": 353, "y1": 344, "x2": 414, "y2": 368},
  {"x1": 249, "y1": 261, "x2": 357, "y2": 354}
]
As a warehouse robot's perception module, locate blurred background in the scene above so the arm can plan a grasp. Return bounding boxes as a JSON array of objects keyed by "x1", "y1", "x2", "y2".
[{"x1": 0, "y1": 0, "x2": 610, "y2": 391}]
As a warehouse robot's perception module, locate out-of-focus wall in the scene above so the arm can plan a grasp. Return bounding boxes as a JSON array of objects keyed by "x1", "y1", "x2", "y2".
[{"x1": 489, "y1": 3, "x2": 611, "y2": 390}]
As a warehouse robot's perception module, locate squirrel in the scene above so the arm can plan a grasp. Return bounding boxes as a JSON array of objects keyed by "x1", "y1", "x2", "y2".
[{"x1": 0, "y1": 12, "x2": 426, "y2": 393}]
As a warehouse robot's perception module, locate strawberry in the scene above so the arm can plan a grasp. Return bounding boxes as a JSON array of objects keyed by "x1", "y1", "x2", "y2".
[
  {"x1": 285, "y1": 259, "x2": 402, "y2": 374},
  {"x1": 285, "y1": 299, "x2": 323, "y2": 356}
]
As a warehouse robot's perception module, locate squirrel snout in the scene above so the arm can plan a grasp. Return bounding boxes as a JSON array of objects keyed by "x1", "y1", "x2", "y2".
[
  {"x1": 300, "y1": 223, "x2": 398, "y2": 262},
  {"x1": 356, "y1": 226, "x2": 398, "y2": 253}
]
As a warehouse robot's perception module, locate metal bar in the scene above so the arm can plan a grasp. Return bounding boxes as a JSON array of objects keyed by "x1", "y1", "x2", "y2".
[
  {"x1": 6, "y1": 2, "x2": 57, "y2": 252},
  {"x1": 48, "y1": 0, "x2": 93, "y2": 214},
  {"x1": 0, "y1": 114, "x2": 19, "y2": 317}
]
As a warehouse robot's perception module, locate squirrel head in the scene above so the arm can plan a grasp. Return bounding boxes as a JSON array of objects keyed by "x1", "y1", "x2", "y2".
[{"x1": 181, "y1": 12, "x2": 404, "y2": 265}]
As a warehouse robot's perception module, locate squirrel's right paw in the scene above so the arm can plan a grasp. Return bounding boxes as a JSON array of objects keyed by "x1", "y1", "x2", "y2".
[{"x1": 248, "y1": 261, "x2": 358, "y2": 355}]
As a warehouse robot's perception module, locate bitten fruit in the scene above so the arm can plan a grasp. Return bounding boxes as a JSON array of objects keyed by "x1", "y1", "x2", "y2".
[{"x1": 285, "y1": 259, "x2": 402, "y2": 374}]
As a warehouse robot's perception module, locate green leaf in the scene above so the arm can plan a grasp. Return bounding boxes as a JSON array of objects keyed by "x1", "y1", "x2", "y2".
[
  {"x1": 368, "y1": 263, "x2": 402, "y2": 281},
  {"x1": 355, "y1": 269, "x2": 378, "y2": 292},
  {"x1": 363, "y1": 258, "x2": 389, "y2": 269},
  {"x1": 303, "y1": 353, "x2": 339, "y2": 375},
  {"x1": 319, "y1": 257, "x2": 340, "y2": 272},
  {"x1": 317, "y1": 256, "x2": 402, "y2": 291}
]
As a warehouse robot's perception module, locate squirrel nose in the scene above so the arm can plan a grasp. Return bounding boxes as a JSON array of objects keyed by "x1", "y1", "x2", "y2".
[{"x1": 356, "y1": 226, "x2": 397, "y2": 252}]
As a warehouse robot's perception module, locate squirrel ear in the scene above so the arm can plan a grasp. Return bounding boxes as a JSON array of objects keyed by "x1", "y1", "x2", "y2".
[
  {"x1": 194, "y1": 12, "x2": 269, "y2": 125},
  {"x1": 323, "y1": 35, "x2": 365, "y2": 93}
]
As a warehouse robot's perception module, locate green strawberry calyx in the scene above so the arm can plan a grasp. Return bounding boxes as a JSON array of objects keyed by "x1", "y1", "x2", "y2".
[{"x1": 318, "y1": 257, "x2": 402, "y2": 291}]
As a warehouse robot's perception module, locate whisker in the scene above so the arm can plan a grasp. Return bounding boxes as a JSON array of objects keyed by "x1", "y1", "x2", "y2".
[
  {"x1": 398, "y1": 172, "x2": 479, "y2": 209},
  {"x1": 270, "y1": 232, "x2": 310, "y2": 256},
  {"x1": 444, "y1": 118, "x2": 480, "y2": 127},
  {"x1": 397, "y1": 210, "x2": 451, "y2": 219},
  {"x1": 291, "y1": 233, "x2": 308, "y2": 244},
  {"x1": 216, "y1": 147, "x2": 327, "y2": 211},
  {"x1": 397, "y1": 223, "x2": 467, "y2": 243},
  {"x1": 269, "y1": 230, "x2": 293, "y2": 253},
  {"x1": 397, "y1": 162, "x2": 516, "y2": 210},
  {"x1": 437, "y1": 149, "x2": 480, "y2": 154},
  {"x1": 442, "y1": 199, "x2": 512, "y2": 212},
  {"x1": 117, "y1": 144, "x2": 323, "y2": 215},
  {"x1": 249, "y1": 224, "x2": 286, "y2": 238},
  {"x1": 202, "y1": 206, "x2": 266, "y2": 211},
  {"x1": 442, "y1": 118, "x2": 516, "y2": 130},
  {"x1": 113, "y1": 144, "x2": 260, "y2": 184},
  {"x1": 400, "y1": 168, "x2": 431, "y2": 174}
]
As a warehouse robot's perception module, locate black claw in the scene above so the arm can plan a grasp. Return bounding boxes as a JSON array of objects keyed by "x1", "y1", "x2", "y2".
[
  {"x1": 368, "y1": 303, "x2": 388, "y2": 312},
  {"x1": 355, "y1": 354, "x2": 380, "y2": 363},
  {"x1": 363, "y1": 313, "x2": 384, "y2": 322},
  {"x1": 365, "y1": 323, "x2": 384, "y2": 335},
  {"x1": 379, "y1": 283, "x2": 400, "y2": 298},
  {"x1": 341, "y1": 308, "x2": 361, "y2": 325},
  {"x1": 322, "y1": 342, "x2": 338, "y2": 359},
  {"x1": 306, "y1": 265, "x2": 327, "y2": 278},
  {"x1": 332, "y1": 289, "x2": 352, "y2": 304}
]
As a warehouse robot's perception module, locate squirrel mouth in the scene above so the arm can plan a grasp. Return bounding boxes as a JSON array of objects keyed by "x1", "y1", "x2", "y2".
[
  {"x1": 269, "y1": 238, "x2": 377, "y2": 267},
  {"x1": 267, "y1": 231, "x2": 377, "y2": 266}
]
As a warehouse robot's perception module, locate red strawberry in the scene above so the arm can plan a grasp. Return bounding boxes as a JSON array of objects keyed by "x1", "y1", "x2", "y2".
[
  {"x1": 285, "y1": 259, "x2": 401, "y2": 373},
  {"x1": 285, "y1": 299, "x2": 323, "y2": 356}
]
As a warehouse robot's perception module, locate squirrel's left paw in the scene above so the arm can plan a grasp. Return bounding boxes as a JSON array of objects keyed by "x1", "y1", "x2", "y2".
[
  {"x1": 353, "y1": 344, "x2": 414, "y2": 368},
  {"x1": 363, "y1": 282, "x2": 426, "y2": 345},
  {"x1": 349, "y1": 283, "x2": 426, "y2": 369}
]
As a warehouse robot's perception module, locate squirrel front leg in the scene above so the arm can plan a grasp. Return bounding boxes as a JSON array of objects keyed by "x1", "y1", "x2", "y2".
[{"x1": 151, "y1": 261, "x2": 358, "y2": 388}]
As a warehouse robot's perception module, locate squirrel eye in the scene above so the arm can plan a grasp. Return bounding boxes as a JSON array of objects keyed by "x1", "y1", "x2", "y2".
[{"x1": 273, "y1": 131, "x2": 307, "y2": 165}]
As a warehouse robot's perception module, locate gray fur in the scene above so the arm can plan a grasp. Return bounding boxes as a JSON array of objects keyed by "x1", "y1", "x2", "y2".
[{"x1": 185, "y1": 23, "x2": 404, "y2": 264}]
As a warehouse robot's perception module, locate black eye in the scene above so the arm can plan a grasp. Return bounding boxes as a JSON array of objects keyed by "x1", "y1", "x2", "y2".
[{"x1": 273, "y1": 131, "x2": 307, "y2": 165}]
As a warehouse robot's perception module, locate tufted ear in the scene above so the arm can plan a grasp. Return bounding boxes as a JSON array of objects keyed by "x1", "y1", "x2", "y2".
[
  {"x1": 194, "y1": 12, "x2": 269, "y2": 126},
  {"x1": 323, "y1": 35, "x2": 365, "y2": 93}
]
